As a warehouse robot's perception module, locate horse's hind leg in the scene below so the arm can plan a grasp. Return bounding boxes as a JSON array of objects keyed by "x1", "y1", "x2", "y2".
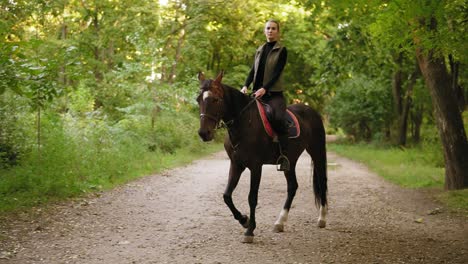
[
  {"x1": 306, "y1": 132, "x2": 328, "y2": 228},
  {"x1": 273, "y1": 162, "x2": 298, "y2": 233},
  {"x1": 223, "y1": 161, "x2": 249, "y2": 228},
  {"x1": 318, "y1": 204, "x2": 327, "y2": 228}
]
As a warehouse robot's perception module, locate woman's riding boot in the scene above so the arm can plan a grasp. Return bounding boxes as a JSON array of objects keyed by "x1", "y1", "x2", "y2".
[{"x1": 277, "y1": 134, "x2": 290, "y2": 171}]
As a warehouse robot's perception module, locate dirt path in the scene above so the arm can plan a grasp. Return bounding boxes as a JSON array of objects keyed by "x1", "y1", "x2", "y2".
[{"x1": 1, "y1": 151, "x2": 467, "y2": 264}]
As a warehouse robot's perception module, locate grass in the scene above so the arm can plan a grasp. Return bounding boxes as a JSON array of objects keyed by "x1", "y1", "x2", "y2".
[
  {"x1": 0, "y1": 142, "x2": 223, "y2": 213},
  {"x1": 328, "y1": 141, "x2": 468, "y2": 214},
  {"x1": 436, "y1": 189, "x2": 468, "y2": 213},
  {"x1": 0, "y1": 108, "x2": 225, "y2": 214}
]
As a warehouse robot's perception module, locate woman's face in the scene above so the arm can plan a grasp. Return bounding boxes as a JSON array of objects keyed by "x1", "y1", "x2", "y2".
[{"x1": 264, "y1": 21, "x2": 279, "y2": 42}]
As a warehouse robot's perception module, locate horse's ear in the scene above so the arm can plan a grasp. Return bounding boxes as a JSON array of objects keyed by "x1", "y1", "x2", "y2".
[
  {"x1": 214, "y1": 70, "x2": 224, "y2": 84},
  {"x1": 198, "y1": 71, "x2": 206, "y2": 82},
  {"x1": 212, "y1": 70, "x2": 224, "y2": 97}
]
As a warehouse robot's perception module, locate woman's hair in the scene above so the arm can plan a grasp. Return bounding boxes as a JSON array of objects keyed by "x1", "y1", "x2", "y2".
[{"x1": 266, "y1": 19, "x2": 280, "y2": 32}]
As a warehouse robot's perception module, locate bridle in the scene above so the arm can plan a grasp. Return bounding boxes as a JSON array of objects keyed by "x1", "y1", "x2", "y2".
[
  {"x1": 198, "y1": 86, "x2": 258, "y2": 151},
  {"x1": 199, "y1": 98, "x2": 224, "y2": 129},
  {"x1": 198, "y1": 91, "x2": 257, "y2": 130}
]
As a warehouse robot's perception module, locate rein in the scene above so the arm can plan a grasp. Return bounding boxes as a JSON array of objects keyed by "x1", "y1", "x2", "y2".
[
  {"x1": 222, "y1": 95, "x2": 258, "y2": 151},
  {"x1": 223, "y1": 96, "x2": 257, "y2": 128},
  {"x1": 199, "y1": 93, "x2": 257, "y2": 130}
]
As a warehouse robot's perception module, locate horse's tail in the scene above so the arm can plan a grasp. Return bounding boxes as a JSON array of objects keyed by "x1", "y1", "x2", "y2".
[{"x1": 306, "y1": 111, "x2": 328, "y2": 208}]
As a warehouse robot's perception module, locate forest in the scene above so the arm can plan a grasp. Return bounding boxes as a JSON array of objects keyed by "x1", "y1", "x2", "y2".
[{"x1": 0, "y1": 0, "x2": 467, "y2": 210}]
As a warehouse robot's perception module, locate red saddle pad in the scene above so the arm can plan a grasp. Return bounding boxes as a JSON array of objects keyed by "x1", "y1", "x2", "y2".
[{"x1": 256, "y1": 100, "x2": 300, "y2": 139}]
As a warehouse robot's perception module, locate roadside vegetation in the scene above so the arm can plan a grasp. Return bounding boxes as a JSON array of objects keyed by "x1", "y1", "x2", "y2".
[
  {"x1": 0, "y1": 99, "x2": 223, "y2": 212},
  {"x1": 1, "y1": 1, "x2": 466, "y2": 213},
  {"x1": 328, "y1": 138, "x2": 468, "y2": 214}
]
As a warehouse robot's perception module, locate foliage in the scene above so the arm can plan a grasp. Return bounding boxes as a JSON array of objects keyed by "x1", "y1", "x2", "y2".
[
  {"x1": 0, "y1": 105, "x2": 219, "y2": 212},
  {"x1": 0, "y1": 93, "x2": 34, "y2": 167},
  {"x1": 0, "y1": 0, "x2": 466, "y2": 209},
  {"x1": 368, "y1": 0, "x2": 467, "y2": 64},
  {"x1": 327, "y1": 75, "x2": 393, "y2": 141}
]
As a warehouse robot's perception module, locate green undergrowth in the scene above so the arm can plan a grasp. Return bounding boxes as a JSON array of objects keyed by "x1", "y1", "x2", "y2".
[
  {"x1": 328, "y1": 141, "x2": 468, "y2": 214},
  {"x1": 436, "y1": 189, "x2": 468, "y2": 214},
  {"x1": 0, "y1": 109, "x2": 224, "y2": 213},
  {"x1": 0, "y1": 143, "x2": 222, "y2": 213}
]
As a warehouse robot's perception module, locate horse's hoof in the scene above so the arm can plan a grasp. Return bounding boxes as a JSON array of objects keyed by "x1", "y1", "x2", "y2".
[
  {"x1": 242, "y1": 236, "x2": 254, "y2": 243},
  {"x1": 273, "y1": 224, "x2": 284, "y2": 233},
  {"x1": 318, "y1": 219, "x2": 326, "y2": 228}
]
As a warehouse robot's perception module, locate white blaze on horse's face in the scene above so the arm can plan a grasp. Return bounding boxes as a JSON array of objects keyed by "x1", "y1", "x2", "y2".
[{"x1": 203, "y1": 91, "x2": 213, "y2": 101}]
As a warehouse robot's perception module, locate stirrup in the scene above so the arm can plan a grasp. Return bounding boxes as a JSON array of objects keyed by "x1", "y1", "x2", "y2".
[{"x1": 276, "y1": 155, "x2": 290, "y2": 171}]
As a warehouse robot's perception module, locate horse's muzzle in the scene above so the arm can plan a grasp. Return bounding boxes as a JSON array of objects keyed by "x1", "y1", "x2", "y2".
[{"x1": 198, "y1": 129, "x2": 214, "y2": 142}]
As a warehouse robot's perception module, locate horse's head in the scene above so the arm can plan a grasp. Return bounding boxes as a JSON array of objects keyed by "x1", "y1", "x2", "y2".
[{"x1": 196, "y1": 71, "x2": 225, "y2": 142}]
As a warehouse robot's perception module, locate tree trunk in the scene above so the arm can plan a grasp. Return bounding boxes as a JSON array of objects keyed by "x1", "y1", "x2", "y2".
[
  {"x1": 398, "y1": 63, "x2": 419, "y2": 146},
  {"x1": 37, "y1": 106, "x2": 41, "y2": 161},
  {"x1": 92, "y1": 9, "x2": 103, "y2": 82},
  {"x1": 209, "y1": 50, "x2": 215, "y2": 71},
  {"x1": 392, "y1": 52, "x2": 403, "y2": 116},
  {"x1": 449, "y1": 55, "x2": 466, "y2": 111},
  {"x1": 398, "y1": 96, "x2": 411, "y2": 146},
  {"x1": 415, "y1": 48, "x2": 468, "y2": 189},
  {"x1": 411, "y1": 105, "x2": 423, "y2": 143},
  {"x1": 107, "y1": 41, "x2": 114, "y2": 69},
  {"x1": 169, "y1": 24, "x2": 186, "y2": 84},
  {"x1": 59, "y1": 23, "x2": 68, "y2": 86}
]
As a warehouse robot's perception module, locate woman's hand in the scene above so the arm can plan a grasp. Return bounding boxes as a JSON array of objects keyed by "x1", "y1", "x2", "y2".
[{"x1": 254, "y1": 88, "x2": 266, "y2": 98}]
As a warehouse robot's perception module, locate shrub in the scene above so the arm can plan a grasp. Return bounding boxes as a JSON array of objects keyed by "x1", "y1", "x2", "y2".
[{"x1": 327, "y1": 75, "x2": 393, "y2": 141}]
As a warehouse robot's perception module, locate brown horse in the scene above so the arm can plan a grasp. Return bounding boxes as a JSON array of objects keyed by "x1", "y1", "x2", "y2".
[{"x1": 196, "y1": 71, "x2": 327, "y2": 243}]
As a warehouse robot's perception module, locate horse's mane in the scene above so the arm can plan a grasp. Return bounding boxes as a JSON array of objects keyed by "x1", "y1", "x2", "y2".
[
  {"x1": 221, "y1": 83, "x2": 251, "y2": 107},
  {"x1": 222, "y1": 83, "x2": 245, "y2": 97}
]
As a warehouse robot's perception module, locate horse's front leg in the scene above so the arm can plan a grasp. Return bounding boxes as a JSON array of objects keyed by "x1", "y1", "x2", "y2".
[
  {"x1": 243, "y1": 166, "x2": 262, "y2": 243},
  {"x1": 223, "y1": 161, "x2": 249, "y2": 228}
]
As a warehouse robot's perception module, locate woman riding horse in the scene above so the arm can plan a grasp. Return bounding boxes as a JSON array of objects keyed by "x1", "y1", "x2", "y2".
[
  {"x1": 197, "y1": 71, "x2": 328, "y2": 243},
  {"x1": 241, "y1": 19, "x2": 290, "y2": 171}
]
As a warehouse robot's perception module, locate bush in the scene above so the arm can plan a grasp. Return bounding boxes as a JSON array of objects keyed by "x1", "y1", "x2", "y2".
[
  {"x1": 0, "y1": 93, "x2": 35, "y2": 168},
  {"x1": 0, "y1": 99, "x2": 217, "y2": 212},
  {"x1": 326, "y1": 75, "x2": 393, "y2": 141}
]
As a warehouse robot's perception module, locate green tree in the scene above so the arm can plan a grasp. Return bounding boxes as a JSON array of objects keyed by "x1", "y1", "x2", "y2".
[
  {"x1": 303, "y1": 0, "x2": 467, "y2": 189},
  {"x1": 328, "y1": 75, "x2": 393, "y2": 141},
  {"x1": 370, "y1": 0, "x2": 467, "y2": 189}
]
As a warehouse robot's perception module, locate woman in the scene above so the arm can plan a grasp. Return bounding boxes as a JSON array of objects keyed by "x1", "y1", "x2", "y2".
[{"x1": 241, "y1": 19, "x2": 289, "y2": 171}]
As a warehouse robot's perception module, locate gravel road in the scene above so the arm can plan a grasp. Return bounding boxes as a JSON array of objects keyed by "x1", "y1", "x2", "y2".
[{"x1": 0, "y1": 151, "x2": 466, "y2": 264}]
